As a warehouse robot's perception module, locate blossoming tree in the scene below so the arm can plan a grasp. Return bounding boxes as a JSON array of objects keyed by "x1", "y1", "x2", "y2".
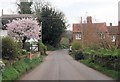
[{"x1": 6, "y1": 18, "x2": 41, "y2": 48}]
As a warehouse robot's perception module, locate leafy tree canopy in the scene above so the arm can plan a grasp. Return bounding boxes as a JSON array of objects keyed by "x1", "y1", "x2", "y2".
[
  {"x1": 17, "y1": 1, "x2": 33, "y2": 14},
  {"x1": 34, "y1": 1, "x2": 67, "y2": 47}
]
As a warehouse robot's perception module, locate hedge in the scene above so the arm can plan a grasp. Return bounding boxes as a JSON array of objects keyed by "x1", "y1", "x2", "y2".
[
  {"x1": 70, "y1": 48, "x2": 120, "y2": 70},
  {"x1": 70, "y1": 49, "x2": 120, "y2": 79}
]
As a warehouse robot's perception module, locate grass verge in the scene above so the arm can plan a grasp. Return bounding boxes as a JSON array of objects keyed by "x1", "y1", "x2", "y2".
[
  {"x1": 80, "y1": 59, "x2": 119, "y2": 80},
  {"x1": 2, "y1": 55, "x2": 46, "y2": 81}
]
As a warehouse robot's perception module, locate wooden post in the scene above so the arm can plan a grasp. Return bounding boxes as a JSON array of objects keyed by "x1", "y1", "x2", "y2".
[{"x1": 27, "y1": 52, "x2": 32, "y2": 59}]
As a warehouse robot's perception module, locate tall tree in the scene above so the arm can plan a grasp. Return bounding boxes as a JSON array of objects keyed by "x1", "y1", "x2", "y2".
[
  {"x1": 6, "y1": 18, "x2": 41, "y2": 48},
  {"x1": 17, "y1": 1, "x2": 33, "y2": 14},
  {"x1": 34, "y1": 1, "x2": 67, "y2": 47}
]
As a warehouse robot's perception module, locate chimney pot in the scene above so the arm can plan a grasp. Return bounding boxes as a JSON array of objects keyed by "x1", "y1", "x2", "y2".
[
  {"x1": 110, "y1": 23, "x2": 112, "y2": 26},
  {"x1": 2, "y1": 9, "x2": 3, "y2": 16},
  {"x1": 119, "y1": 21, "x2": 120, "y2": 26},
  {"x1": 87, "y1": 16, "x2": 92, "y2": 23}
]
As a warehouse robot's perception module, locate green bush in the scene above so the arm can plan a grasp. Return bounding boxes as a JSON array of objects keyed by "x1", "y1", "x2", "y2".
[
  {"x1": 81, "y1": 48, "x2": 120, "y2": 70},
  {"x1": 113, "y1": 49, "x2": 120, "y2": 57},
  {"x1": 2, "y1": 36, "x2": 21, "y2": 60},
  {"x1": 46, "y1": 44, "x2": 56, "y2": 51},
  {"x1": 24, "y1": 42, "x2": 31, "y2": 51},
  {"x1": 97, "y1": 48, "x2": 112, "y2": 57},
  {"x1": 21, "y1": 49, "x2": 27, "y2": 55},
  {"x1": 38, "y1": 41, "x2": 47, "y2": 55},
  {"x1": 71, "y1": 41, "x2": 82, "y2": 50},
  {"x1": 59, "y1": 44, "x2": 69, "y2": 49}
]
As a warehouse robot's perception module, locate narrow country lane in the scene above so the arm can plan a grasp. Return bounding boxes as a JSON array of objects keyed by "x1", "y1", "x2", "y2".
[{"x1": 20, "y1": 50, "x2": 113, "y2": 80}]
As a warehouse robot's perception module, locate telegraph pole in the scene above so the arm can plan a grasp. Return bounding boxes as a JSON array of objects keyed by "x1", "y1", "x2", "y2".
[
  {"x1": 41, "y1": 22, "x2": 42, "y2": 42},
  {"x1": 118, "y1": 1, "x2": 120, "y2": 48}
]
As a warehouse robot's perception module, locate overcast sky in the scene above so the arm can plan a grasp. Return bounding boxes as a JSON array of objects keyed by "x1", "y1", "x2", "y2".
[{"x1": 0, "y1": 0, "x2": 119, "y2": 30}]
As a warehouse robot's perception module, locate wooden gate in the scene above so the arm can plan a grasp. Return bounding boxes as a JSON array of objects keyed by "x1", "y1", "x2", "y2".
[{"x1": 31, "y1": 44, "x2": 38, "y2": 51}]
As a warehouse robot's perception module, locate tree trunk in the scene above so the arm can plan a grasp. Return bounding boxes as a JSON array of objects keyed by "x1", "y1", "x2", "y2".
[{"x1": 22, "y1": 36, "x2": 27, "y2": 49}]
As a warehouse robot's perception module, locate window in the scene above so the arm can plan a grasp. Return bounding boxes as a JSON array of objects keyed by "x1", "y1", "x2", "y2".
[
  {"x1": 112, "y1": 35, "x2": 116, "y2": 42},
  {"x1": 75, "y1": 32, "x2": 81, "y2": 40},
  {"x1": 99, "y1": 33, "x2": 105, "y2": 39}
]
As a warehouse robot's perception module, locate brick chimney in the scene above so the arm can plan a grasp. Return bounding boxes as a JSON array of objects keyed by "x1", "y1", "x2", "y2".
[
  {"x1": 110, "y1": 23, "x2": 112, "y2": 26},
  {"x1": 1, "y1": 9, "x2": 3, "y2": 16},
  {"x1": 87, "y1": 16, "x2": 92, "y2": 24}
]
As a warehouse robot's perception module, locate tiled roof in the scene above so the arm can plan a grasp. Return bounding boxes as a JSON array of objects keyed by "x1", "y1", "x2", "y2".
[
  {"x1": 73, "y1": 24, "x2": 82, "y2": 32},
  {"x1": 73, "y1": 22, "x2": 107, "y2": 33},
  {"x1": 107, "y1": 26, "x2": 118, "y2": 35},
  {"x1": 93, "y1": 23, "x2": 108, "y2": 33},
  {"x1": 0, "y1": 14, "x2": 36, "y2": 19}
]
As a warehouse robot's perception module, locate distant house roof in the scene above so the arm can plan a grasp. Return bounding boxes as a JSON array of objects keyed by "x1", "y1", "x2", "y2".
[
  {"x1": 0, "y1": 14, "x2": 36, "y2": 19},
  {"x1": 73, "y1": 22, "x2": 107, "y2": 33},
  {"x1": 73, "y1": 24, "x2": 82, "y2": 32},
  {"x1": 72, "y1": 16, "x2": 119, "y2": 36},
  {"x1": 93, "y1": 23, "x2": 108, "y2": 33},
  {"x1": 107, "y1": 26, "x2": 118, "y2": 35}
]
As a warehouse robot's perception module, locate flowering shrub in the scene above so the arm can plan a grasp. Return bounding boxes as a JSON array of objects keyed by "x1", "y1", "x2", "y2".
[
  {"x1": 0, "y1": 61, "x2": 5, "y2": 74},
  {"x1": 6, "y1": 18, "x2": 41, "y2": 49},
  {"x1": 6, "y1": 18, "x2": 41, "y2": 40},
  {"x1": 0, "y1": 61, "x2": 5, "y2": 82}
]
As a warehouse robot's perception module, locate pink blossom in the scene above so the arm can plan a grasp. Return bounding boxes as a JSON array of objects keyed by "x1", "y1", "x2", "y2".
[{"x1": 6, "y1": 18, "x2": 41, "y2": 40}]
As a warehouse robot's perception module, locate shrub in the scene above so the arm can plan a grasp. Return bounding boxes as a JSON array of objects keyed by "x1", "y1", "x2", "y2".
[
  {"x1": 21, "y1": 49, "x2": 27, "y2": 55},
  {"x1": 97, "y1": 48, "x2": 112, "y2": 57},
  {"x1": 74, "y1": 50, "x2": 84, "y2": 60},
  {"x1": 82, "y1": 48, "x2": 93, "y2": 55},
  {"x1": 71, "y1": 41, "x2": 82, "y2": 50},
  {"x1": 0, "y1": 61, "x2": 5, "y2": 75},
  {"x1": 46, "y1": 44, "x2": 56, "y2": 51},
  {"x1": 38, "y1": 41, "x2": 47, "y2": 55},
  {"x1": 24, "y1": 42, "x2": 31, "y2": 51},
  {"x1": 81, "y1": 48, "x2": 120, "y2": 70},
  {"x1": 113, "y1": 49, "x2": 120, "y2": 57},
  {"x1": 59, "y1": 44, "x2": 69, "y2": 49},
  {"x1": 2, "y1": 37, "x2": 21, "y2": 60}
]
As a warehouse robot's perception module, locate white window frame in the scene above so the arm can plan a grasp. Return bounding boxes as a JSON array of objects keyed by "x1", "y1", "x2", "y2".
[
  {"x1": 75, "y1": 32, "x2": 81, "y2": 40},
  {"x1": 111, "y1": 35, "x2": 116, "y2": 42},
  {"x1": 99, "y1": 33, "x2": 105, "y2": 39}
]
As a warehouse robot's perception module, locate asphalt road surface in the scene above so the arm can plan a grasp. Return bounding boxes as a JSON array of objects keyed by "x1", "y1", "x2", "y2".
[{"x1": 20, "y1": 50, "x2": 113, "y2": 80}]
